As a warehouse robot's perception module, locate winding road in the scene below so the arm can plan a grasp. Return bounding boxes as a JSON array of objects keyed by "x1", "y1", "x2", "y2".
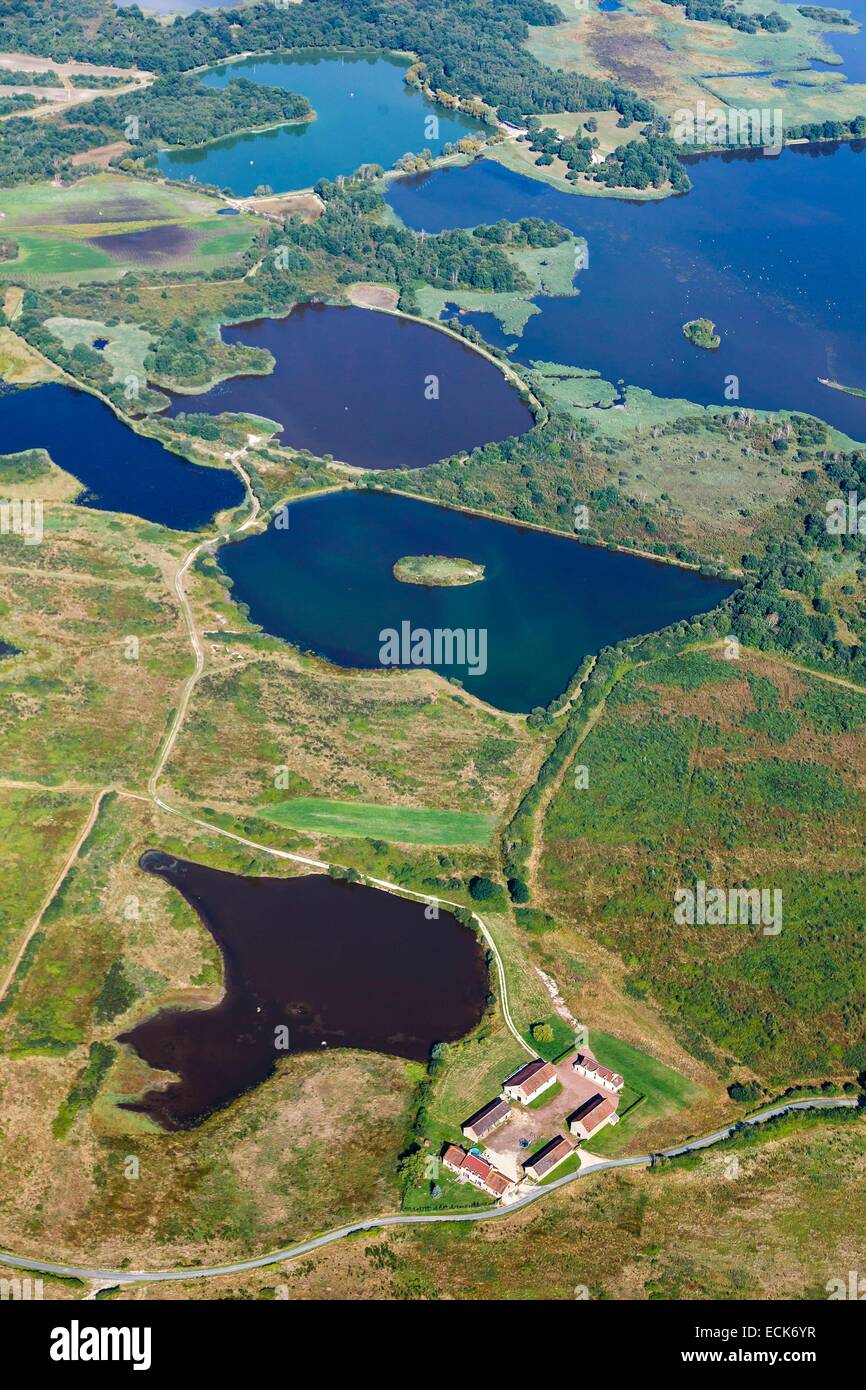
[
  {"x1": 0, "y1": 1098, "x2": 855, "y2": 1287},
  {"x1": 1, "y1": 448, "x2": 862, "y2": 1294}
]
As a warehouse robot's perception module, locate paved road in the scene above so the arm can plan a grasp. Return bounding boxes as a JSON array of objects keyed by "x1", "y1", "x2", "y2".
[{"x1": 0, "y1": 1098, "x2": 856, "y2": 1288}]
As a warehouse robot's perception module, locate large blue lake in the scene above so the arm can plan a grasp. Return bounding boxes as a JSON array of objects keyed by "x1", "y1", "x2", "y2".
[
  {"x1": 0, "y1": 384, "x2": 243, "y2": 530},
  {"x1": 157, "y1": 49, "x2": 484, "y2": 197},
  {"x1": 219, "y1": 489, "x2": 734, "y2": 712},
  {"x1": 164, "y1": 304, "x2": 534, "y2": 470},
  {"x1": 387, "y1": 143, "x2": 866, "y2": 441}
]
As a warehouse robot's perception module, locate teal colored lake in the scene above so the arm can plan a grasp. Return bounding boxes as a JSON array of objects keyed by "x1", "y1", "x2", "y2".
[
  {"x1": 156, "y1": 49, "x2": 484, "y2": 197},
  {"x1": 219, "y1": 490, "x2": 734, "y2": 712}
]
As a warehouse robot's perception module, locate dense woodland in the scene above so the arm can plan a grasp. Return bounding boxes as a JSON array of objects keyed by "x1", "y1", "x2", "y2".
[
  {"x1": 293, "y1": 181, "x2": 571, "y2": 292},
  {"x1": 0, "y1": 0, "x2": 655, "y2": 124},
  {"x1": 72, "y1": 76, "x2": 312, "y2": 148},
  {"x1": 0, "y1": 75, "x2": 312, "y2": 184}
]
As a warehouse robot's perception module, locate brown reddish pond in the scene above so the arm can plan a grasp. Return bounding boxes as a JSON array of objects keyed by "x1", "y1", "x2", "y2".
[
  {"x1": 118, "y1": 851, "x2": 489, "y2": 1130},
  {"x1": 88, "y1": 224, "x2": 201, "y2": 265}
]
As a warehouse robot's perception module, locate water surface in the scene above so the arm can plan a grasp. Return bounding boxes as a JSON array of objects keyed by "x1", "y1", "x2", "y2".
[
  {"x1": 164, "y1": 304, "x2": 534, "y2": 469},
  {"x1": 157, "y1": 49, "x2": 484, "y2": 196},
  {"x1": 387, "y1": 146, "x2": 866, "y2": 440},
  {"x1": 0, "y1": 383, "x2": 242, "y2": 529},
  {"x1": 119, "y1": 851, "x2": 489, "y2": 1129},
  {"x1": 219, "y1": 489, "x2": 734, "y2": 711}
]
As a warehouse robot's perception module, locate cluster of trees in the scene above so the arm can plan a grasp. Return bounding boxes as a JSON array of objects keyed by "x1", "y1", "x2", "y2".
[
  {"x1": 593, "y1": 135, "x2": 691, "y2": 192},
  {"x1": 0, "y1": 73, "x2": 311, "y2": 182},
  {"x1": 282, "y1": 180, "x2": 571, "y2": 295},
  {"x1": 141, "y1": 317, "x2": 273, "y2": 390},
  {"x1": 93, "y1": 959, "x2": 137, "y2": 1024},
  {"x1": 797, "y1": 4, "x2": 855, "y2": 21},
  {"x1": 786, "y1": 115, "x2": 866, "y2": 142},
  {"x1": 0, "y1": 0, "x2": 654, "y2": 126},
  {"x1": 0, "y1": 66, "x2": 61, "y2": 85},
  {"x1": 658, "y1": 0, "x2": 789, "y2": 31},
  {"x1": 72, "y1": 75, "x2": 311, "y2": 150},
  {"x1": 67, "y1": 72, "x2": 131, "y2": 89},
  {"x1": 144, "y1": 320, "x2": 215, "y2": 384},
  {"x1": 524, "y1": 118, "x2": 690, "y2": 191},
  {"x1": 0, "y1": 91, "x2": 40, "y2": 118}
]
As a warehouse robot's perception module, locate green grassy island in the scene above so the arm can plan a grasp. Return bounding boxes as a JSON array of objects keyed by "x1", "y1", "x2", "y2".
[
  {"x1": 393, "y1": 554, "x2": 486, "y2": 586},
  {"x1": 682, "y1": 318, "x2": 721, "y2": 350}
]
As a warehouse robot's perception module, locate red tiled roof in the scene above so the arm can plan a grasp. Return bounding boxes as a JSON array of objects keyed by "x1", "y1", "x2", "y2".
[
  {"x1": 460, "y1": 1151, "x2": 512, "y2": 1195},
  {"x1": 462, "y1": 1153, "x2": 493, "y2": 1182},
  {"x1": 569, "y1": 1092, "x2": 616, "y2": 1134},
  {"x1": 505, "y1": 1058, "x2": 556, "y2": 1096},
  {"x1": 574, "y1": 1052, "x2": 623, "y2": 1088},
  {"x1": 442, "y1": 1144, "x2": 467, "y2": 1170},
  {"x1": 485, "y1": 1170, "x2": 512, "y2": 1197},
  {"x1": 525, "y1": 1135, "x2": 573, "y2": 1178}
]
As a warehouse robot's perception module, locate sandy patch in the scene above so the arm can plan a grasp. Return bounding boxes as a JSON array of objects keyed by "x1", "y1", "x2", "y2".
[
  {"x1": 347, "y1": 282, "x2": 400, "y2": 310},
  {"x1": 0, "y1": 326, "x2": 59, "y2": 385},
  {"x1": 239, "y1": 190, "x2": 324, "y2": 222},
  {"x1": 0, "y1": 52, "x2": 149, "y2": 81},
  {"x1": 71, "y1": 141, "x2": 131, "y2": 168}
]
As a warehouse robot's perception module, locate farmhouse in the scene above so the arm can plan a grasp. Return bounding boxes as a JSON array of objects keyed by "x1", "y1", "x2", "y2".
[
  {"x1": 441, "y1": 1144, "x2": 513, "y2": 1199},
  {"x1": 572, "y1": 1051, "x2": 624, "y2": 1095},
  {"x1": 503, "y1": 1058, "x2": 557, "y2": 1105},
  {"x1": 568, "y1": 1091, "x2": 618, "y2": 1140},
  {"x1": 523, "y1": 1135, "x2": 574, "y2": 1181},
  {"x1": 462, "y1": 1097, "x2": 511, "y2": 1143}
]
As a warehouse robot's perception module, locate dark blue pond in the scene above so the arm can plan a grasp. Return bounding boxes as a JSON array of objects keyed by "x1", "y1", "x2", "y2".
[
  {"x1": 157, "y1": 49, "x2": 484, "y2": 197},
  {"x1": 164, "y1": 303, "x2": 534, "y2": 470},
  {"x1": 387, "y1": 144, "x2": 866, "y2": 441},
  {"x1": 0, "y1": 384, "x2": 243, "y2": 530},
  {"x1": 120, "y1": 853, "x2": 489, "y2": 1129},
  {"x1": 219, "y1": 489, "x2": 734, "y2": 712}
]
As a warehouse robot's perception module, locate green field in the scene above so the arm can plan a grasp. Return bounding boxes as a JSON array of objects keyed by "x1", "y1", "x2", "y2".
[
  {"x1": 542, "y1": 647, "x2": 866, "y2": 1083},
  {"x1": 261, "y1": 797, "x2": 497, "y2": 846},
  {"x1": 0, "y1": 174, "x2": 259, "y2": 285},
  {"x1": 584, "y1": 1031, "x2": 703, "y2": 1155},
  {"x1": 8, "y1": 235, "x2": 112, "y2": 277},
  {"x1": 44, "y1": 316, "x2": 152, "y2": 383}
]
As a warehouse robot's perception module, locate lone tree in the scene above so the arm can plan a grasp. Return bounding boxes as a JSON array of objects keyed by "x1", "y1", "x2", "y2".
[{"x1": 468, "y1": 875, "x2": 498, "y2": 901}]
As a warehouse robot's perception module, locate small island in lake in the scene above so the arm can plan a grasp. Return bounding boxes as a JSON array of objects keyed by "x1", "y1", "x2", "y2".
[
  {"x1": 393, "y1": 554, "x2": 486, "y2": 587},
  {"x1": 683, "y1": 318, "x2": 721, "y2": 350}
]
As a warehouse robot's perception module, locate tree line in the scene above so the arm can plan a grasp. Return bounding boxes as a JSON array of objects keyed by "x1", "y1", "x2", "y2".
[
  {"x1": 0, "y1": 74, "x2": 312, "y2": 183},
  {"x1": 1, "y1": 0, "x2": 655, "y2": 125}
]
